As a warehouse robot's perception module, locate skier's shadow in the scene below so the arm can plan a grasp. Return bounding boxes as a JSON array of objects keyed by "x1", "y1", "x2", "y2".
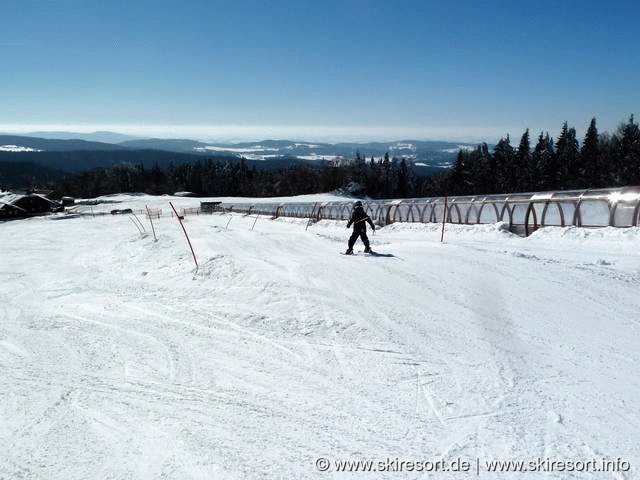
[{"x1": 368, "y1": 252, "x2": 395, "y2": 258}]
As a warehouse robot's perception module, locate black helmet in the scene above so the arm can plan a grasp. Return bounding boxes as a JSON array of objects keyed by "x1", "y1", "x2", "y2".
[{"x1": 354, "y1": 200, "x2": 363, "y2": 208}]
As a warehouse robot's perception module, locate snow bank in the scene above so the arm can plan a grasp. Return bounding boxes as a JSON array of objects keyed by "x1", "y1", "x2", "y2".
[{"x1": 1, "y1": 195, "x2": 639, "y2": 479}]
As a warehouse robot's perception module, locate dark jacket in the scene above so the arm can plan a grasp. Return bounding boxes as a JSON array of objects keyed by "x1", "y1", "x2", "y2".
[{"x1": 347, "y1": 206, "x2": 375, "y2": 232}]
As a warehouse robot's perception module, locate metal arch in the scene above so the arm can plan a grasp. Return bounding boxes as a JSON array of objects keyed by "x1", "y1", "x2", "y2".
[
  {"x1": 406, "y1": 202, "x2": 417, "y2": 222},
  {"x1": 610, "y1": 194, "x2": 637, "y2": 226},
  {"x1": 325, "y1": 204, "x2": 338, "y2": 220},
  {"x1": 395, "y1": 201, "x2": 408, "y2": 222},
  {"x1": 463, "y1": 203, "x2": 473, "y2": 223},
  {"x1": 631, "y1": 198, "x2": 640, "y2": 227},
  {"x1": 364, "y1": 203, "x2": 375, "y2": 221},
  {"x1": 339, "y1": 204, "x2": 351, "y2": 220},
  {"x1": 427, "y1": 202, "x2": 438, "y2": 223},
  {"x1": 524, "y1": 202, "x2": 539, "y2": 236},
  {"x1": 449, "y1": 203, "x2": 463, "y2": 223},
  {"x1": 524, "y1": 202, "x2": 538, "y2": 237},
  {"x1": 417, "y1": 201, "x2": 430, "y2": 223},
  {"x1": 572, "y1": 190, "x2": 590, "y2": 227},
  {"x1": 611, "y1": 195, "x2": 640, "y2": 227},
  {"x1": 632, "y1": 199, "x2": 640, "y2": 227},
  {"x1": 388, "y1": 204, "x2": 398, "y2": 223},
  {"x1": 391, "y1": 203, "x2": 405, "y2": 223},
  {"x1": 424, "y1": 201, "x2": 437, "y2": 223},
  {"x1": 371, "y1": 204, "x2": 383, "y2": 224},
  {"x1": 453, "y1": 202, "x2": 472, "y2": 224},
  {"x1": 609, "y1": 199, "x2": 619, "y2": 227},
  {"x1": 476, "y1": 203, "x2": 487, "y2": 223},
  {"x1": 465, "y1": 203, "x2": 480, "y2": 224},
  {"x1": 500, "y1": 203, "x2": 513, "y2": 225},
  {"x1": 540, "y1": 201, "x2": 550, "y2": 227},
  {"x1": 476, "y1": 201, "x2": 500, "y2": 224},
  {"x1": 540, "y1": 200, "x2": 566, "y2": 227},
  {"x1": 445, "y1": 202, "x2": 454, "y2": 223},
  {"x1": 490, "y1": 202, "x2": 501, "y2": 222}
]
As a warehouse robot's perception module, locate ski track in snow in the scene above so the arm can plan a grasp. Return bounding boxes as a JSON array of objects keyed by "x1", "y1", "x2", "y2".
[{"x1": 1, "y1": 198, "x2": 639, "y2": 479}]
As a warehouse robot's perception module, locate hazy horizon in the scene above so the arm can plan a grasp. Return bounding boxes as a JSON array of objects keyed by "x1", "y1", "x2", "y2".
[
  {"x1": 0, "y1": 119, "x2": 624, "y2": 145},
  {"x1": 2, "y1": 1, "x2": 638, "y2": 146},
  {"x1": 0, "y1": 123, "x2": 511, "y2": 144}
]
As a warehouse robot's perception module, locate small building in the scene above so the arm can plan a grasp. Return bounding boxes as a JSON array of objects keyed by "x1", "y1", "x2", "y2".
[
  {"x1": 201, "y1": 201, "x2": 222, "y2": 213},
  {"x1": 33, "y1": 189, "x2": 63, "y2": 201},
  {"x1": 0, "y1": 193, "x2": 62, "y2": 220}
]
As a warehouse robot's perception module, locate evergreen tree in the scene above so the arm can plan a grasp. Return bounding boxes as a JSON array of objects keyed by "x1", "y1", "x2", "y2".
[
  {"x1": 492, "y1": 135, "x2": 514, "y2": 193},
  {"x1": 533, "y1": 132, "x2": 554, "y2": 190},
  {"x1": 515, "y1": 129, "x2": 531, "y2": 191},
  {"x1": 580, "y1": 117, "x2": 599, "y2": 188},
  {"x1": 383, "y1": 152, "x2": 391, "y2": 197},
  {"x1": 618, "y1": 114, "x2": 640, "y2": 184},
  {"x1": 554, "y1": 122, "x2": 579, "y2": 188}
]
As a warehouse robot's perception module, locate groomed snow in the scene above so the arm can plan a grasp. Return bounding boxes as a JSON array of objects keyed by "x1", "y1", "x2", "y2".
[{"x1": 1, "y1": 195, "x2": 639, "y2": 479}]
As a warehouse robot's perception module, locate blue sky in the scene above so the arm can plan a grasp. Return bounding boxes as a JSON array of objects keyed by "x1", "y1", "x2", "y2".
[{"x1": 1, "y1": 0, "x2": 639, "y2": 142}]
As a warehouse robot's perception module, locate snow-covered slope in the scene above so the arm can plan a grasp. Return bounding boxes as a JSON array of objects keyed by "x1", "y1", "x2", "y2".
[{"x1": 1, "y1": 196, "x2": 639, "y2": 479}]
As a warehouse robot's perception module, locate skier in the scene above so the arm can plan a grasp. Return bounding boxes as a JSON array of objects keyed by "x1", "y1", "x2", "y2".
[{"x1": 345, "y1": 200, "x2": 375, "y2": 254}]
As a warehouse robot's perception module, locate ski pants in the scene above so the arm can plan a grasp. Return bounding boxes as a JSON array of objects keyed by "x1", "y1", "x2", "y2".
[{"x1": 348, "y1": 230, "x2": 370, "y2": 249}]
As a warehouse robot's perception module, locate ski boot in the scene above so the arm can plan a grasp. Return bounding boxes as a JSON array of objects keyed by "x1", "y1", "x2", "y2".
[
  {"x1": 345, "y1": 248, "x2": 354, "y2": 255},
  {"x1": 364, "y1": 246, "x2": 371, "y2": 253}
]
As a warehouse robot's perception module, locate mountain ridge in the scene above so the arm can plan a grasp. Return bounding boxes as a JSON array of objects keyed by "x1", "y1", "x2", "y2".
[{"x1": 0, "y1": 133, "x2": 475, "y2": 176}]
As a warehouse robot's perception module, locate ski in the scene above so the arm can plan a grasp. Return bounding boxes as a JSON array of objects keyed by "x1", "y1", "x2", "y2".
[{"x1": 340, "y1": 250, "x2": 393, "y2": 257}]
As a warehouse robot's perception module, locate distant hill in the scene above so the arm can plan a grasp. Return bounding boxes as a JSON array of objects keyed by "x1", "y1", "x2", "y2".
[
  {"x1": 0, "y1": 135, "x2": 128, "y2": 152},
  {"x1": 0, "y1": 133, "x2": 474, "y2": 178},
  {"x1": 27, "y1": 131, "x2": 142, "y2": 143},
  {"x1": 119, "y1": 138, "x2": 473, "y2": 167},
  {"x1": 119, "y1": 138, "x2": 210, "y2": 151}
]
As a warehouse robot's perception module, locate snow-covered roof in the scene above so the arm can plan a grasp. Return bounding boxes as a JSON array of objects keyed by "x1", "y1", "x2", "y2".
[
  {"x1": 0, "y1": 193, "x2": 55, "y2": 211},
  {"x1": 0, "y1": 193, "x2": 24, "y2": 206},
  {"x1": 0, "y1": 194, "x2": 27, "y2": 211}
]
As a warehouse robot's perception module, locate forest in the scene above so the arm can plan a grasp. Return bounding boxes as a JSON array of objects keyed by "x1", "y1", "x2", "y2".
[
  {"x1": 3, "y1": 116, "x2": 639, "y2": 200},
  {"x1": 444, "y1": 115, "x2": 640, "y2": 196}
]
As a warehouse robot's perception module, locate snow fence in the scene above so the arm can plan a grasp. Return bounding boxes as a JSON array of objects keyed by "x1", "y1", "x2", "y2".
[{"x1": 213, "y1": 186, "x2": 640, "y2": 236}]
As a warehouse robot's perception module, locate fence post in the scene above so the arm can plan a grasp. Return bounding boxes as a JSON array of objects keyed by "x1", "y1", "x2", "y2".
[
  {"x1": 440, "y1": 195, "x2": 448, "y2": 243},
  {"x1": 146, "y1": 205, "x2": 157, "y2": 242},
  {"x1": 251, "y1": 214, "x2": 259, "y2": 231},
  {"x1": 306, "y1": 202, "x2": 318, "y2": 230}
]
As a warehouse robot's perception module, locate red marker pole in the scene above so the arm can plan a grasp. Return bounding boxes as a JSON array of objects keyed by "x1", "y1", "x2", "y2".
[
  {"x1": 169, "y1": 202, "x2": 198, "y2": 270},
  {"x1": 440, "y1": 195, "x2": 448, "y2": 243}
]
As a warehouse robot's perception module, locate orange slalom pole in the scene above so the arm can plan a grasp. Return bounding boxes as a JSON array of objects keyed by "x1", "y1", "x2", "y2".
[{"x1": 169, "y1": 202, "x2": 198, "y2": 270}]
